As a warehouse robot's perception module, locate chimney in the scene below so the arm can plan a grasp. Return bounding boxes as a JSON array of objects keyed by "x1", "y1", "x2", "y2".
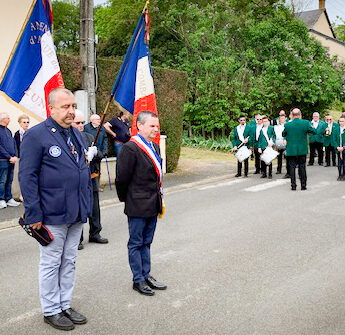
[{"x1": 319, "y1": 0, "x2": 325, "y2": 9}]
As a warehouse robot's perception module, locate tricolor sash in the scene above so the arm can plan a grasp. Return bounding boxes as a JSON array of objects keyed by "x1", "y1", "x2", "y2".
[{"x1": 130, "y1": 135, "x2": 163, "y2": 187}]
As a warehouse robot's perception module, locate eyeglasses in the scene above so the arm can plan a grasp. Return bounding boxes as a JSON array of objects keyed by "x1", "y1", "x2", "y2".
[{"x1": 75, "y1": 121, "x2": 85, "y2": 125}]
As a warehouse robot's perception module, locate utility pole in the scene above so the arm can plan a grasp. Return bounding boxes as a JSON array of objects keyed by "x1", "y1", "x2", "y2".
[{"x1": 80, "y1": 0, "x2": 96, "y2": 116}]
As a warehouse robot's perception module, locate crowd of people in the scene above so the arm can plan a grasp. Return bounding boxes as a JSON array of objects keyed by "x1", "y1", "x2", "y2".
[
  {"x1": 232, "y1": 108, "x2": 345, "y2": 190},
  {"x1": 0, "y1": 104, "x2": 131, "y2": 211},
  {"x1": 10, "y1": 88, "x2": 165, "y2": 331}
]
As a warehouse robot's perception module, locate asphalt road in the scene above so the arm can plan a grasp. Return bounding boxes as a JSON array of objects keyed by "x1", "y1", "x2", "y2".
[{"x1": 1, "y1": 165, "x2": 345, "y2": 335}]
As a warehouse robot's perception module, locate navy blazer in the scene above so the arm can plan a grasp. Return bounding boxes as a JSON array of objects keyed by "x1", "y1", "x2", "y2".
[{"x1": 19, "y1": 117, "x2": 92, "y2": 225}]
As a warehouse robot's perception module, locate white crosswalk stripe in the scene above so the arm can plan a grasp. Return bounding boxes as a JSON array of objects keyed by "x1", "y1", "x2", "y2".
[
  {"x1": 244, "y1": 179, "x2": 290, "y2": 192},
  {"x1": 198, "y1": 178, "x2": 247, "y2": 190}
]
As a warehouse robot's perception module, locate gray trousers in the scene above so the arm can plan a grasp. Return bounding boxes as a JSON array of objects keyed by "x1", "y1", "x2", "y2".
[{"x1": 39, "y1": 223, "x2": 83, "y2": 316}]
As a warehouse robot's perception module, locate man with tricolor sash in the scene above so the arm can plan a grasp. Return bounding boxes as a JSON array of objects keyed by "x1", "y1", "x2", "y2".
[{"x1": 115, "y1": 111, "x2": 166, "y2": 296}]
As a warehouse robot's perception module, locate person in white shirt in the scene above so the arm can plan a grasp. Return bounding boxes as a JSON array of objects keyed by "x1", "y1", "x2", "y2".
[
  {"x1": 251, "y1": 114, "x2": 263, "y2": 174},
  {"x1": 336, "y1": 116, "x2": 345, "y2": 180},
  {"x1": 273, "y1": 114, "x2": 287, "y2": 174},
  {"x1": 14, "y1": 114, "x2": 30, "y2": 158},
  {"x1": 308, "y1": 112, "x2": 324, "y2": 166}
]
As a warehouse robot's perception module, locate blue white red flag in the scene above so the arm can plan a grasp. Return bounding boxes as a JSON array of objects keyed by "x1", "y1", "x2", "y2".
[
  {"x1": 112, "y1": 7, "x2": 159, "y2": 143},
  {"x1": 0, "y1": 0, "x2": 64, "y2": 120}
]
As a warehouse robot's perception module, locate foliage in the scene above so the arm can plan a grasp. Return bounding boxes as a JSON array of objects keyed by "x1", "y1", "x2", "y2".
[
  {"x1": 334, "y1": 18, "x2": 345, "y2": 42},
  {"x1": 94, "y1": 1, "x2": 344, "y2": 135},
  {"x1": 52, "y1": 0, "x2": 80, "y2": 53},
  {"x1": 182, "y1": 134, "x2": 233, "y2": 152},
  {"x1": 58, "y1": 54, "x2": 187, "y2": 172}
]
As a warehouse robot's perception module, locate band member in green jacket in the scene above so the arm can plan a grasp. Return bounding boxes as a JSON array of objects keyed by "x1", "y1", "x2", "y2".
[
  {"x1": 250, "y1": 114, "x2": 263, "y2": 174},
  {"x1": 321, "y1": 115, "x2": 339, "y2": 167},
  {"x1": 232, "y1": 116, "x2": 251, "y2": 177},
  {"x1": 308, "y1": 112, "x2": 325, "y2": 166},
  {"x1": 335, "y1": 116, "x2": 345, "y2": 180},
  {"x1": 282, "y1": 108, "x2": 316, "y2": 191},
  {"x1": 258, "y1": 116, "x2": 275, "y2": 179}
]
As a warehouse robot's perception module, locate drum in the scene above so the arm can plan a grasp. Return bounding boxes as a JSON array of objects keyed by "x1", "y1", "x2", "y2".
[
  {"x1": 275, "y1": 139, "x2": 285, "y2": 150},
  {"x1": 235, "y1": 146, "x2": 251, "y2": 163},
  {"x1": 260, "y1": 147, "x2": 279, "y2": 165}
]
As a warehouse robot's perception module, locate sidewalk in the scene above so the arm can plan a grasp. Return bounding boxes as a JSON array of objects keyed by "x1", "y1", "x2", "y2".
[{"x1": 0, "y1": 147, "x2": 247, "y2": 230}]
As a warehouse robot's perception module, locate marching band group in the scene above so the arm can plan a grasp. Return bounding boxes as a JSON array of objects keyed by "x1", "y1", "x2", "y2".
[{"x1": 232, "y1": 109, "x2": 345, "y2": 183}]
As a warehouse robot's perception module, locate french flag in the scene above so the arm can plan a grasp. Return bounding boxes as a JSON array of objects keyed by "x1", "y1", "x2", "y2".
[
  {"x1": 112, "y1": 7, "x2": 159, "y2": 144},
  {"x1": 0, "y1": 0, "x2": 64, "y2": 120}
]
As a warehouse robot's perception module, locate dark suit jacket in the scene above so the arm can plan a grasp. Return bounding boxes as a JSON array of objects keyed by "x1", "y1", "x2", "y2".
[
  {"x1": 19, "y1": 117, "x2": 92, "y2": 225},
  {"x1": 14, "y1": 130, "x2": 21, "y2": 157},
  {"x1": 115, "y1": 140, "x2": 162, "y2": 217}
]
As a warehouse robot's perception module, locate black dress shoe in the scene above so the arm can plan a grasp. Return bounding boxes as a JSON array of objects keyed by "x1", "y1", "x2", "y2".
[
  {"x1": 276, "y1": 171, "x2": 281, "y2": 174},
  {"x1": 301, "y1": 186, "x2": 307, "y2": 190},
  {"x1": 44, "y1": 312, "x2": 75, "y2": 331},
  {"x1": 78, "y1": 243, "x2": 83, "y2": 250},
  {"x1": 89, "y1": 236, "x2": 109, "y2": 244},
  {"x1": 146, "y1": 275, "x2": 167, "y2": 290},
  {"x1": 254, "y1": 171, "x2": 260, "y2": 174},
  {"x1": 63, "y1": 308, "x2": 87, "y2": 325},
  {"x1": 291, "y1": 186, "x2": 296, "y2": 191},
  {"x1": 235, "y1": 173, "x2": 241, "y2": 177},
  {"x1": 283, "y1": 174, "x2": 290, "y2": 179},
  {"x1": 133, "y1": 281, "x2": 155, "y2": 296},
  {"x1": 307, "y1": 163, "x2": 313, "y2": 166},
  {"x1": 268, "y1": 175, "x2": 272, "y2": 179},
  {"x1": 325, "y1": 164, "x2": 330, "y2": 167},
  {"x1": 260, "y1": 174, "x2": 267, "y2": 178}
]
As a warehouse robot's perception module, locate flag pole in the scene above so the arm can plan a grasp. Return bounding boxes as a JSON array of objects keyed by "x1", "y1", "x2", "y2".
[{"x1": 93, "y1": 1, "x2": 149, "y2": 145}]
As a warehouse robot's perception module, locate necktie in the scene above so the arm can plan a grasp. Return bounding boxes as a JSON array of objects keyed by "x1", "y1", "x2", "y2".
[{"x1": 64, "y1": 130, "x2": 79, "y2": 163}]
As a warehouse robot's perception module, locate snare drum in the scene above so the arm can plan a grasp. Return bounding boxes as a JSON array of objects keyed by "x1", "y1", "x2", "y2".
[
  {"x1": 260, "y1": 147, "x2": 279, "y2": 165},
  {"x1": 235, "y1": 146, "x2": 251, "y2": 163}
]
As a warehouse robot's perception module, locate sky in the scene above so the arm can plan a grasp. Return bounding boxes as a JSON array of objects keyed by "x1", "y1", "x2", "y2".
[{"x1": 93, "y1": 0, "x2": 344, "y2": 25}]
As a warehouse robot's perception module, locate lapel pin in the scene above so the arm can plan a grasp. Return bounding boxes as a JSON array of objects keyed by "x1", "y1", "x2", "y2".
[{"x1": 51, "y1": 128, "x2": 56, "y2": 133}]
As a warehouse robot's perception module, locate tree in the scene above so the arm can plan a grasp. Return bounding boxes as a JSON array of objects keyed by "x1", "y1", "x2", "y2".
[
  {"x1": 334, "y1": 18, "x2": 345, "y2": 42},
  {"x1": 52, "y1": 0, "x2": 80, "y2": 53}
]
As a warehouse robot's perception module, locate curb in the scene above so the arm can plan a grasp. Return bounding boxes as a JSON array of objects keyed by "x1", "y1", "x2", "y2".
[{"x1": 0, "y1": 172, "x2": 240, "y2": 232}]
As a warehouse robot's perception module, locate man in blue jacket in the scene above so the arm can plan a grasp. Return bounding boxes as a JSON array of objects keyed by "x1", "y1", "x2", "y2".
[
  {"x1": 19, "y1": 88, "x2": 92, "y2": 331},
  {"x1": 0, "y1": 112, "x2": 20, "y2": 209}
]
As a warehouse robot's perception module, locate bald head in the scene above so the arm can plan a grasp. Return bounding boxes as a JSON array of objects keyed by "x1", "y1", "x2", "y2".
[{"x1": 292, "y1": 108, "x2": 301, "y2": 119}]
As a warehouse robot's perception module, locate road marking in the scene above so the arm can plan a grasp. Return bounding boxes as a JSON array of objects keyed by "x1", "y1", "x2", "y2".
[
  {"x1": 244, "y1": 179, "x2": 290, "y2": 192},
  {"x1": 198, "y1": 178, "x2": 247, "y2": 190},
  {"x1": 5, "y1": 308, "x2": 41, "y2": 325}
]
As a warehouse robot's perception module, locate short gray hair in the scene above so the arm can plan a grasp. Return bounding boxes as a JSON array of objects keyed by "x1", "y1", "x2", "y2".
[
  {"x1": 90, "y1": 114, "x2": 100, "y2": 122},
  {"x1": 48, "y1": 87, "x2": 74, "y2": 106},
  {"x1": 136, "y1": 111, "x2": 158, "y2": 125},
  {"x1": 74, "y1": 109, "x2": 84, "y2": 119},
  {"x1": 0, "y1": 112, "x2": 9, "y2": 122}
]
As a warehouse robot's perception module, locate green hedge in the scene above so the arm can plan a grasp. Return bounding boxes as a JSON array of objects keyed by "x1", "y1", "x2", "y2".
[{"x1": 58, "y1": 54, "x2": 187, "y2": 172}]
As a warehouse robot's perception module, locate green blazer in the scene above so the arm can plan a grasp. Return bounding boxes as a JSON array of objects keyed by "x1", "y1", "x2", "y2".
[
  {"x1": 258, "y1": 126, "x2": 275, "y2": 149},
  {"x1": 320, "y1": 122, "x2": 340, "y2": 147},
  {"x1": 232, "y1": 124, "x2": 251, "y2": 148},
  {"x1": 333, "y1": 126, "x2": 345, "y2": 148},
  {"x1": 282, "y1": 119, "x2": 316, "y2": 156},
  {"x1": 250, "y1": 123, "x2": 263, "y2": 149},
  {"x1": 309, "y1": 120, "x2": 325, "y2": 144}
]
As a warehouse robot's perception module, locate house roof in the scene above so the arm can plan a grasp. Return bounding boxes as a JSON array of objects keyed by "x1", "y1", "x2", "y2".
[
  {"x1": 309, "y1": 29, "x2": 345, "y2": 48},
  {"x1": 296, "y1": 8, "x2": 336, "y2": 38}
]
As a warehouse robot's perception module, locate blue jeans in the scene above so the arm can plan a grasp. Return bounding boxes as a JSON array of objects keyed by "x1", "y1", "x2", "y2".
[
  {"x1": 127, "y1": 216, "x2": 157, "y2": 283},
  {"x1": 39, "y1": 222, "x2": 83, "y2": 316},
  {"x1": 0, "y1": 162, "x2": 14, "y2": 201},
  {"x1": 114, "y1": 142, "x2": 124, "y2": 157}
]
